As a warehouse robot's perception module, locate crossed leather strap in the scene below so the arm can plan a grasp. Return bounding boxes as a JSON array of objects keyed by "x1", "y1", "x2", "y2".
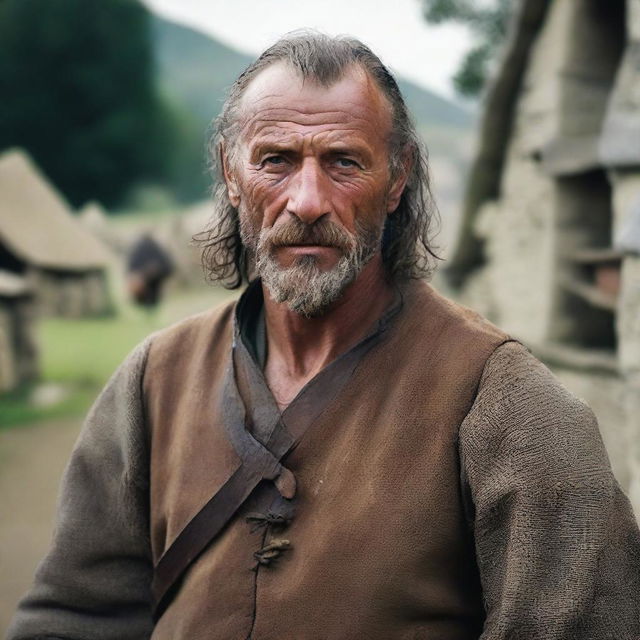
[
  {"x1": 150, "y1": 297, "x2": 400, "y2": 621},
  {"x1": 150, "y1": 358, "x2": 298, "y2": 621}
]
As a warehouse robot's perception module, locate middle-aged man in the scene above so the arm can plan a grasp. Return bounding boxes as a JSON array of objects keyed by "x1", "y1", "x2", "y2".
[{"x1": 9, "y1": 32, "x2": 640, "y2": 640}]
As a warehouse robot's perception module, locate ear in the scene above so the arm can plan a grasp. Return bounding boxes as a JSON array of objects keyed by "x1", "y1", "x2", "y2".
[
  {"x1": 386, "y1": 149, "x2": 412, "y2": 214},
  {"x1": 221, "y1": 144, "x2": 241, "y2": 208}
]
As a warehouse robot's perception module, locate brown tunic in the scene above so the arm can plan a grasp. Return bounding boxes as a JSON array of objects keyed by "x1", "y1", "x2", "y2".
[
  {"x1": 144, "y1": 280, "x2": 510, "y2": 639},
  {"x1": 8, "y1": 281, "x2": 640, "y2": 640}
]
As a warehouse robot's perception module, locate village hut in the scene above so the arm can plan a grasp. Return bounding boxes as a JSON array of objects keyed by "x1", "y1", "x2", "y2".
[
  {"x1": 0, "y1": 270, "x2": 38, "y2": 392},
  {"x1": 0, "y1": 149, "x2": 114, "y2": 317},
  {"x1": 447, "y1": 0, "x2": 640, "y2": 519},
  {"x1": 151, "y1": 200, "x2": 211, "y2": 287},
  {"x1": 78, "y1": 200, "x2": 129, "y2": 256}
]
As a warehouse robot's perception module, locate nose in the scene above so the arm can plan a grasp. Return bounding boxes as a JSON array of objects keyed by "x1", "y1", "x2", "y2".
[{"x1": 285, "y1": 159, "x2": 331, "y2": 224}]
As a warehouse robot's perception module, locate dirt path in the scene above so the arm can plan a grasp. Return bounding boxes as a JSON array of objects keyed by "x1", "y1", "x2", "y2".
[{"x1": 0, "y1": 417, "x2": 83, "y2": 635}]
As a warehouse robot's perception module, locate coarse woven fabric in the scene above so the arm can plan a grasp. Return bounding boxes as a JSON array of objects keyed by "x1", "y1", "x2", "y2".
[
  {"x1": 6, "y1": 282, "x2": 640, "y2": 640},
  {"x1": 6, "y1": 337, "x2": 155, "y2": 640},
  {"x1": 144, "y1": 280, "x2": 506, "y2": 639},
  {"x1": 460, "y1": 341, "x2": 640, "y2": 639}
]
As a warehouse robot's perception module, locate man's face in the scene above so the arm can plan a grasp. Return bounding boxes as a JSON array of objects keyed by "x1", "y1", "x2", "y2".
[{"x1": 224, "y1": 63, "x2": 406, "y2": 316}]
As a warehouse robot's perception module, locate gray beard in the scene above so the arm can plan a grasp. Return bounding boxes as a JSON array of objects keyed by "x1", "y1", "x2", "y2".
[{"x1": 244, "y1": 218, "x2": 383, "y2": 318}]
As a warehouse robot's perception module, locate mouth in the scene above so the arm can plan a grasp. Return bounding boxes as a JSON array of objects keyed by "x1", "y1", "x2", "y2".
[
  {"x1": 276, "y1": 243, "x2": 339, "y2": 252},
  {"x1": 282, "y1": 242, "x2": 333, "y2": 248},
  {"x1": 271, "y1": 244, "x2": 343, "y2": 264}
]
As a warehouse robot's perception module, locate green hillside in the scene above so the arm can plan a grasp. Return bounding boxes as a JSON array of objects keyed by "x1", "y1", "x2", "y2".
[
  {"x1": 152, "y1": 16, "x2": 253, "y2": 126},
  {"x1": 150, "y1": 15, "x2": 474, "y2": 220},
  {"x1": 151, "y1": 16, "x2": 473, "y2": 132}
]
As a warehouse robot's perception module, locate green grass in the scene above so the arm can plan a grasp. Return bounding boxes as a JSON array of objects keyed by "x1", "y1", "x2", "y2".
[
  {"x1": 0, "y1": 384, "x2": 98, "y2": 428},
  {"x1": 40, "y1": 313, "x2": 156, "y2": 384},
  {"x1": 0, "y1": 286, "x2": 238, "y2": 429}
]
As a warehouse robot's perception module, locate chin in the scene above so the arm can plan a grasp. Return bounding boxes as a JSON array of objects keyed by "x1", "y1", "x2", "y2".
[{"x1": 261, "y1": 254, "x2": 360, "y2": 317}]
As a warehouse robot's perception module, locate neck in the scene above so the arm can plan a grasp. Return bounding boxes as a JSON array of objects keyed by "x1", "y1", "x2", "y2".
[{"x1": 262, "y1": 255, "x2": 394, "y2": 391}]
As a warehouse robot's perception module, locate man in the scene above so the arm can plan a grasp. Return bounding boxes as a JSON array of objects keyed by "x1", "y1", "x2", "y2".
[{"x1": 9, "y1": 32, "x2": 640, "y2": 640}]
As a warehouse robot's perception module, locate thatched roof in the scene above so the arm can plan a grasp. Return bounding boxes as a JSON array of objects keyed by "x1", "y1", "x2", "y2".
[
  {"x1": 78, "y1": 200, "x2": 109, "y2": 230},
  {"x1": 0, "y1": 270, "x2": 31, "y2": 297},
  {"x1": 0, "y1": 149, "x2": 112, "y2": 271}
]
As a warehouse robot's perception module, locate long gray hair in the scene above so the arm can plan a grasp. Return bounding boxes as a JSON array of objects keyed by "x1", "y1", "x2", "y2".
[{"x1": 195, "y1": 31, "x2": 440, "y2": 288}]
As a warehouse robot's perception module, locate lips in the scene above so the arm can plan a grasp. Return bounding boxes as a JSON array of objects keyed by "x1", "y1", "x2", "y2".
[{"x1": 277, "y1": 241, "x2": 335, "y2": 248}]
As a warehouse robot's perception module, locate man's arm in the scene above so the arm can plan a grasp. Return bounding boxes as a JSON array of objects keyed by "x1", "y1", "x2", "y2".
[
  {"x1": 7, "y1": 340, "x2": 155, "y2": 640},
  {"x1": 460, "y1": 341, "x2": 640, "y2": 640}
]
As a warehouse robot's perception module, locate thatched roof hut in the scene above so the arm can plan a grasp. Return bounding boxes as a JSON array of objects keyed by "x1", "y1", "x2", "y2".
[
  {"x1": 0, "y1": 270, "x2": 38, "y2": 392},
  {"x1": 0, "y1": 149, "x2": 114, "y2": 317},
  {"x1": 156, "y1": 200, "x2": 211, "y2": 286},
  {"x1": 78, "y1": 200, "x2": 129, "y2": 255}
]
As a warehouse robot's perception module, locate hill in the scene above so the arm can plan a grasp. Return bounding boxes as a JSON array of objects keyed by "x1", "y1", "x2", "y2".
[
  {"x1": 152, "y1": 16, "x2": 253, "y2": 126},
  {"x1": 151, "y1": 16, "x2": 473, "y2": 131},
  {"x1": 150, "y1": 15, "x2": 474, "y2": 246}
]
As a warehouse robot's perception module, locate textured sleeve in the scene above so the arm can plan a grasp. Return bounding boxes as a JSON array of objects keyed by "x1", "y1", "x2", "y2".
[
  {"x1": 459, "y1": 341, "x2": 640, "y2": 640},
  {"x1": 7, "y1": 339, "x2": 155, "y2": 640}
]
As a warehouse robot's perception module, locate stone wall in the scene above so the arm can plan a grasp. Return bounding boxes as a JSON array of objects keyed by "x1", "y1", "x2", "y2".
[
  {"x1": 0, "y1": 296, "x2": 38, "y2": 392},
  {"x1": 30, "y1": 268, "x2": 112, "y2": 318},
  {"x1": 454, "y1": 0, "x2": 640, "y2": 519}
]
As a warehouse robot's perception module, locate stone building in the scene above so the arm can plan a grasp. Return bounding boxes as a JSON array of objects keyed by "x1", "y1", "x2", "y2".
[
  {"x1": 447, "y1": 0, "x2": 640, "y2": 519},
  {"x1": 0, "y1": 149, "x2": 113, "y2": 318},
  {"x1": 0, "y1": 270, "x2": 38, "y2": 392}
]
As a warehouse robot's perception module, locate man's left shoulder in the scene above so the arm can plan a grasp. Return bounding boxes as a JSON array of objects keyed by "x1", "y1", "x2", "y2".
[
  {"x1": 460, "y1": 340, "x2": 611, "y2": 479},
  {"x1": 474, "y1": 340, "x2": 595, "y2": 425}
]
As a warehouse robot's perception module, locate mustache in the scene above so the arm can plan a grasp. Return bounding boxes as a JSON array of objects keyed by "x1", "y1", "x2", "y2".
[{"x1": 263, "y1": 218, "x2": 355, "y2": 251}]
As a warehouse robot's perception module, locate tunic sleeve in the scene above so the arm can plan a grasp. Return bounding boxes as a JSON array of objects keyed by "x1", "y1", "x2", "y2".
[
  {"x1": 459, "y1": 341, "x2": 640, "y2": 640},
  {"x1": 6, "y1": 339, "x2": 155, "y2": 640}
]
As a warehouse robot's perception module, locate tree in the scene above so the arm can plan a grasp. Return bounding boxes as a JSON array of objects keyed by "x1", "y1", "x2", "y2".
[
  {"x1": 422, "y1": 0, "x2": 512, "y2": 97},
  {"x1": 0, "y1": 0, "x2": 178, "y2": 208}
]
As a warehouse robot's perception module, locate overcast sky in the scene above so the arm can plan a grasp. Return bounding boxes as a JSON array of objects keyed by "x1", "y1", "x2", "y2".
[{"x1": 143, "y1": 0, "x2": 473, "y2": 101}]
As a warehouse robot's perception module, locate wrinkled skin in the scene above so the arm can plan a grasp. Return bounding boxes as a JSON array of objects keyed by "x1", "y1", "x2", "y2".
[
  {"x1": 222, "y1": 62, "x2": 409, "y2": 408},
  {"x1": 223, "y1": 62, "x2": 407, "y2": 272}
]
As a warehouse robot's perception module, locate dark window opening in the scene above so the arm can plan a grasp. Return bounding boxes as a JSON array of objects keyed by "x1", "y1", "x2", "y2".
[{"x1": 554, "y1": 170, "x2": 618, "y2": 350}]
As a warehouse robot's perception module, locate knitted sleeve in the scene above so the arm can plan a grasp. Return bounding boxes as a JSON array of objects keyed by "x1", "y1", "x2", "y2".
[
  {"x1": 6, "y1": 339, "x2": 155, "y2": 640},
  {"x1": 459, "y1": 341, "x2": 640, "y2": 640}
]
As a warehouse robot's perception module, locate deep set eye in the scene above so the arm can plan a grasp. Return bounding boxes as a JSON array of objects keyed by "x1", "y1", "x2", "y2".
[
  {"x1": 331, "y1": 156, "x2": 364, "y2": 171},
  {"x1": 259, "y1": 153, "x2": 362, "y2": 174},
  {"x1": 263, "y1": 155, "x2": 287, "y2": 167}
]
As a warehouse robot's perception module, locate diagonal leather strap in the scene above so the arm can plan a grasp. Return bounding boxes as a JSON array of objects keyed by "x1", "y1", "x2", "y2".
[
  {"x1": 151, "y1": 464, "x2": 255, "y2": 620},
  {"x1": 150, "y1": 293, "x2": 401, "y2": 621},
  {"x1": 150, "y1": 358, "x2": 291, "y2": 621}
]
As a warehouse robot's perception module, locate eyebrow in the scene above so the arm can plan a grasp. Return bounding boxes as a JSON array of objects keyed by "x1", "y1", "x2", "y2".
[{"x1": 249, "y1": 137, "x2": 373, "y2": 163}]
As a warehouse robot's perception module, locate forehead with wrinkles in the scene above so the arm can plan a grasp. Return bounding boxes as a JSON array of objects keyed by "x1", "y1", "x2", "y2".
[{"x1": 234, "y1": 62, "x2": 394, "y2": 145}]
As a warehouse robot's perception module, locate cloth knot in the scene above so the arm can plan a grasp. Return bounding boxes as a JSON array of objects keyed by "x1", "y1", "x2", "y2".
[
  {"x1": 245, "y1": 511, "x2": 291, "y2": 533},
  {"x1": 253, "y1": 538, "x2": 291, "y2": 569}
]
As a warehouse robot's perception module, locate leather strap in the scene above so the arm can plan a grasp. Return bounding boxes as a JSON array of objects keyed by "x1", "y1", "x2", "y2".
[
  {"x1": 151, "y1": 464, "x2": 257, "y2": 619},
  {"x1": 150, "y1": 358, "x2": 291, "y2": 621},
  {"x1": 150, "y1": 293, "x2": 400, "y2": 621}
]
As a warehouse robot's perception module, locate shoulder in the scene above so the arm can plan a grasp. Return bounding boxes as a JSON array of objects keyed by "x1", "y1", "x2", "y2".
[
  {"x1": 98, "y1": 298, "x2": 237, "y2": 400},
  {"x1": 402, "y1": 280, "x2": 509, "y2": 347},
  {"x1": 464, "y1": 340, "x2": 600, "y2": 439},
  {"x1": 394, "y1": 283, "x2": 512, "y2": 402},
  {"x1": 148, "y1": 297, "x2": 237, "y2": 351},
  {"x1": 459, "y1": 341, "x2": 612, "y2": 498},
  {"x1": 144, "y1": 297, "x2": 237, "y2": 370}
]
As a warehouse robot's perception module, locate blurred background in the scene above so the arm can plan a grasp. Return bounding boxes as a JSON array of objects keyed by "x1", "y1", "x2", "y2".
[{"x1": 1, "y1": 0, "x2": 639, "y2": 631}]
